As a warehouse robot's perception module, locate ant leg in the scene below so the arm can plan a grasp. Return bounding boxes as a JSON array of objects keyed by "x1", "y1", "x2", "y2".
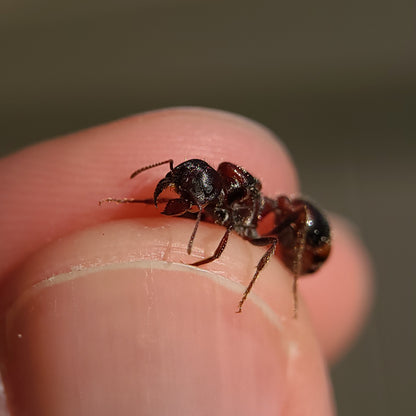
[
  {"x1": 187, "y1": 209, "x2": 202, "y2": 255},
  {"x1": 291, "y1": 210, "x2": 308, "y2": 319},
  {"x1": 130, "y1": 159, "x2": 174, "y2": 179},
  {"x1": 190, "y1": 226, "x2": 232, "y2": 266},
  {"x1": 99, "y1": 197, "x2": 154, "y2": 205},
  {"x1": 237, "y1": 237, "x2": 277, "y2": 313},
  {"x1": 158, "y1": 198, "x2": 197, "y2": 254},
  {"x1": 99, "y1": 197, "x2": 171, "y2": 206}
]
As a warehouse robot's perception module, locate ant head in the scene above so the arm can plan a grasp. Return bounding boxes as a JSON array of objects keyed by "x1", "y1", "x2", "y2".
[
  {"x1": 154, "y1": 159, "x2": 222, "y2": 208},
  {"x1": 217, "y1": 162, "x2": 262, "y2": 205},
  {"x1": 275, "y1": 198, "x2": 331, "y2": 274}
]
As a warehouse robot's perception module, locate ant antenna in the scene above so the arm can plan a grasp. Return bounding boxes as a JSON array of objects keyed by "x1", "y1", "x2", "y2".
[{"x1": 130, "y1": 159, "x2": 174, "y2": 179}]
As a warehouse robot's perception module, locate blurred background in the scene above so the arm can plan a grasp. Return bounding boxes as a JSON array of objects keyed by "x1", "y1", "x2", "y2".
[{"x1": 1, "y1": 0, "x2": 414, "y2": 414}]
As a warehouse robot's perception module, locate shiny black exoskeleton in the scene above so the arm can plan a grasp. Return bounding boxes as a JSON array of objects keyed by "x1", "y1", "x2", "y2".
[{"x1": 101, "y1": 159, "x2": 331, "y2": 316}]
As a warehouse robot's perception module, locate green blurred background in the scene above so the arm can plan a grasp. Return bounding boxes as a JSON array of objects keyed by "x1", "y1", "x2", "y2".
[{"x1": 1, "y1": 1, "x2": 415, "y2": 414}]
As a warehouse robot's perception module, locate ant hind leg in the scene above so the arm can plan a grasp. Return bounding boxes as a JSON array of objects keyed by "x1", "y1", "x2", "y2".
[{"x1": 237, "y1": 237, "x2": 278, "y2": 313}]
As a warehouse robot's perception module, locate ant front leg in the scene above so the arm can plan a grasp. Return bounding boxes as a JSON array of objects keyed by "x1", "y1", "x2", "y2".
[
  {"x1": 237, "y1": 236, "x2": 277, "y2": 313},
  {"x1": 99, "y1": 197, "x2": 171, "y2": 206}
]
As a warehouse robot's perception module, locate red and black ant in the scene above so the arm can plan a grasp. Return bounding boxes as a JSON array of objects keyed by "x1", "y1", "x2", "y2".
[{"x1": 100, "y1": 159, "x2": 331, "y2": 316}]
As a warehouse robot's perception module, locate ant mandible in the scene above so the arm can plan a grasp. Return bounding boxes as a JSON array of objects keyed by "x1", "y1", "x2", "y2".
[{"x1": 100, "y1": 159, "x2": 331, "y2": 317}]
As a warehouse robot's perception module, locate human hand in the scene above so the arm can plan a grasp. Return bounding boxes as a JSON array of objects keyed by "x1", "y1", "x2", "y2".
[{"x1": 0, "y1": 108, "x2": 373, "y2": 415}]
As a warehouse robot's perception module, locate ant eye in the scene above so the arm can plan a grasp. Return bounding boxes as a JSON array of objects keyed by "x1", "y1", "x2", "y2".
[
  {"x1": 199, "y1": 170, "x2": 216, "y2": 196},
  {"x1": 205, "y1": 183, "x2": 213, "y2": 194}
]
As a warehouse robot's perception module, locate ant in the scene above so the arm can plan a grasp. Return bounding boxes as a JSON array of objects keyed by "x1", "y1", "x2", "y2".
[{"x1": 100, "y1": 159, "x2": 331, "y2": 316}]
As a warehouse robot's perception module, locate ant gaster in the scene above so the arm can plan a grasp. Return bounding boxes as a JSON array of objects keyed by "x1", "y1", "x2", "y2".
[{"x1": 100, "y1": 159, "x2": 331, "y2": 316}]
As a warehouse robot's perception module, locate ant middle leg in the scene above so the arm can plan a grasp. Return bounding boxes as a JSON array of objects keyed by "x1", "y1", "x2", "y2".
[
  {"x1": 237, "y1": 236, "x2": 277, "y2": 313},
  {"x1": 190, "y1": 226, "x2": 232, "y2": 267}
]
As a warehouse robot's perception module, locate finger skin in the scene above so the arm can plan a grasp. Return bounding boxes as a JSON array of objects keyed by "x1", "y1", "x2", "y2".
[
  {"x1": 0, "y1": 219, "x2": 334, "y2": 415},
  {"x1": 0, "y1": 107, "x2": 372, "y2": 413}
]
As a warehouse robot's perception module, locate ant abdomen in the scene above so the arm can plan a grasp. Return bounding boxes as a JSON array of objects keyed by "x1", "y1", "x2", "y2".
[{"x1": 273, "y1": 197, "x2": 331, "y2": 275}]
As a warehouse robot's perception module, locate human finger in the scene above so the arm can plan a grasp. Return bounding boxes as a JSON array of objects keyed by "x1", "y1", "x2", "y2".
[{"x1": 0, "y1": 218, "x2": 335, "y2": 415}]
